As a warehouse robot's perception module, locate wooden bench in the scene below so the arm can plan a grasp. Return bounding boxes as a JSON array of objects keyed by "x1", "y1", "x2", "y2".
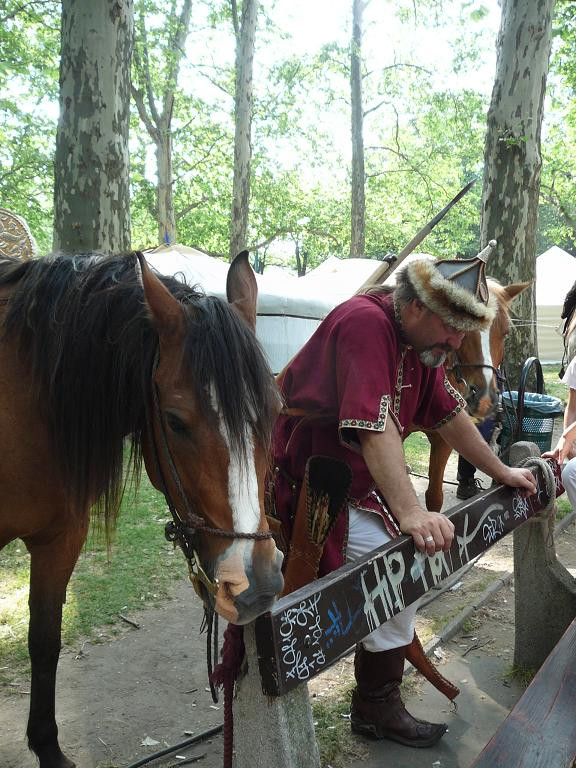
[{"x1": 470, "y1": 616, "x2": 576, "y2": 768}]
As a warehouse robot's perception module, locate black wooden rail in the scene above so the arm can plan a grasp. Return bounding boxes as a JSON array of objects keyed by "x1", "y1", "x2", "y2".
[{"x1": 255, "y1": 460, "x2": 563, "y2": 696}]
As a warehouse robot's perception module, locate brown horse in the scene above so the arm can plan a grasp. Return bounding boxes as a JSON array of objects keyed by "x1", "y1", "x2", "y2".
[
  {"x1": 0, "y1": 250, "x2": 283, "y2": 768},
  {"x1": 423, "y1": 279, "x2": 530, "y2": 511}
]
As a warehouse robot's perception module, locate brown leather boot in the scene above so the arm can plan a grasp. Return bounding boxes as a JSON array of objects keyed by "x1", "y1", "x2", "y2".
[{"x1": 350, "y1": 644, "x2": 447, "y2": 748}]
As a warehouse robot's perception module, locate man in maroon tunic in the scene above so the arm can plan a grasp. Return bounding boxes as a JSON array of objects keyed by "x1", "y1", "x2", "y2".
[{"x1": 272, "y1": 250, "x2": 536, "y2": 748}]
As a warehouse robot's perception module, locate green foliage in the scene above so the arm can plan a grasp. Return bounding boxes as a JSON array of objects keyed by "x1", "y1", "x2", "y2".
[
  {"x1": 1, "y1": 0, "x2": 574, "y2": 264},
  {"x1": 539, "y1": 4, "x2": 576, "y2": 253},
  {"x1": 0, "y1": 1, "x2": 59, "y2": 252}
]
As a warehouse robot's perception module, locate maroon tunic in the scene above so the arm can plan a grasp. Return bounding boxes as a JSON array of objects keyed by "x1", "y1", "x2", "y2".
[{"x1": 272, "y1": 292, "x2": 465, "y2": 574}]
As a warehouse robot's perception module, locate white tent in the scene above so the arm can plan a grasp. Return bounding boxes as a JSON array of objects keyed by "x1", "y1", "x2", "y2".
[
  {"x1": 145, "y1": 245, "x2": 372, "y2": 373},
  {"x1": 145, "y1": 246, "x2": 435, "y2": 372},
  {"x1": 536, "y1": 246, "x2": 576, "y2": 363},
  {"x1": 146, "y1": 244, "x2": 576, "y2": 369}
]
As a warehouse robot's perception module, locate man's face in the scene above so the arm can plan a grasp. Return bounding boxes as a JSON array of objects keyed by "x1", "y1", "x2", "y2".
[{"x1": 406, "y1": 303, "x2": 466, "y2": 368}]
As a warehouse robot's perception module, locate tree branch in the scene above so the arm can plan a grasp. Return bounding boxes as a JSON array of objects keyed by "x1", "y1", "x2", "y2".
[
  {"x1": 131, "y1": 85, "x2": 159, "y2": 143},
  {"x1": 175, "y1": 196, "x2": 210, "y2": 219}
]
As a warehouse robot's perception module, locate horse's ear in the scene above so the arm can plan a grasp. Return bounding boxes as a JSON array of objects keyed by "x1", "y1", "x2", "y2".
[
  {"x1": 503, "y1": 281, "x2": 532, "y2": 303},
  {"x1": 226, "y1": 250, "x2": 258, "y2": 332},
  {"x1": 136, "y1": 251, "x2": 186, "y2": 341}
]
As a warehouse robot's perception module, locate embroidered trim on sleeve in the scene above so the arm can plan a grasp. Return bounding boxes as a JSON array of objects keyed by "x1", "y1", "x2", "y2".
[
  {"x1": 431, "y1": 377, "x2": 466, "y2": 428},
  {"x1": 340, "y1": 393, "x2": 392, "y2": 433}
]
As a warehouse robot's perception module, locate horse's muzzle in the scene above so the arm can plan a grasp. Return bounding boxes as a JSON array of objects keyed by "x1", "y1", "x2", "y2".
[{"x1": 215, "y1": 545, "x2": 284, "y2": 624}]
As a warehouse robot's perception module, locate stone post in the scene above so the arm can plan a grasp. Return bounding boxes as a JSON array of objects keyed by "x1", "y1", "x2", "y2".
[
  {"x1": 233, "y1": 623, "x2": 320, "y2": 768},
  {"x1": 511, "y1": 441, "x2": 576, "y2": 670}
]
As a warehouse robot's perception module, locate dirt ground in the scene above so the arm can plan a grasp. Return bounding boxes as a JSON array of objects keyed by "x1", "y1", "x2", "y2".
[{"x1": 1, "y1": 484, "x2": 575, "y2": 768}]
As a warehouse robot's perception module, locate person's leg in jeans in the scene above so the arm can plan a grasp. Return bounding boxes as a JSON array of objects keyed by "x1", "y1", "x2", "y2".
[{"x1": 456, "y1": 454, "x2": 481, "y2": 499}]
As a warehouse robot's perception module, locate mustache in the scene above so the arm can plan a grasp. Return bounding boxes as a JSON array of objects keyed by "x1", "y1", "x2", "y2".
[{"x1": 422, "y1": 343, "x2": 455, "y2": 353}]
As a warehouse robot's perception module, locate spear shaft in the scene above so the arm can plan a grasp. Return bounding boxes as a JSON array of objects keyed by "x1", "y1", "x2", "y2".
[{"x1": 355, "y1": 179, "x2": 476, "y2": 294}]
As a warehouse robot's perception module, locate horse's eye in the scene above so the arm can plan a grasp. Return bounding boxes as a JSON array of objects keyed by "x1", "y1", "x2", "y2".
[
  {"x1": 165, "y1": 412, "x2": 189, "y2": 435},
  {"x1": 469, "y1": 386, "x2": 477, "y2": 397}
]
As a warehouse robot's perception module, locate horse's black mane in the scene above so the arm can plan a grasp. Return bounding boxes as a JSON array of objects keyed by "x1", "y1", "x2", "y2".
[
  {"x1": 562, "y1": 279, "x2": 576, "y2": 325},
  {"x1": 0, "y1": 252, "x2": 277, "y2": 528}
]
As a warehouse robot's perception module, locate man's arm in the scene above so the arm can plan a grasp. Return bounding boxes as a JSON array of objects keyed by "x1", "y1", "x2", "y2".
[
  {"x1": 563, "y1": 388, "x2": 576, "y2": 460},
  {"x1": 438, "y1": 410, "x2": 536, "y2": 492},
  {"x1": 358, "y1": 424, "x2": 455, "y2": 556}
]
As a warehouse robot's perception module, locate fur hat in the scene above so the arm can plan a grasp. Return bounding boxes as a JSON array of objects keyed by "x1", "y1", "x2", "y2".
[{"x1": 395, "y1": 241, "x2": 497, "y2": 332}]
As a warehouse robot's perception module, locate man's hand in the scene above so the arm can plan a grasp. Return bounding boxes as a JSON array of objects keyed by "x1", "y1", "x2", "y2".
[
  {"x1": 399, "y1": 506, "x2": 455, "y2": 556},
  {"x1": 496, "y1": 467, "x2": 537, "y2": 497},
  {"x1": 543, "y1": 437, "x2": 576, "y2": 465}
]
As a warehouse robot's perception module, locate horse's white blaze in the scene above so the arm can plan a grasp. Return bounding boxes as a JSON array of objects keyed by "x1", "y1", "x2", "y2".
[
  {"x1": 480, "y1": 327, "x2": 492, "y2": 392},
  {"x1": 210, "y1": 385, "x2": 259, "y2": 534}
]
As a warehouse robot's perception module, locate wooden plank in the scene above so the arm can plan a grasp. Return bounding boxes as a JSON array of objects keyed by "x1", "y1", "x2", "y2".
[
  {"x1": 255, "y1": 460, "x2": 563, "y2": 696},
  {"x1": 470, "y1": 617, "x2": 576, "y2": 768}
]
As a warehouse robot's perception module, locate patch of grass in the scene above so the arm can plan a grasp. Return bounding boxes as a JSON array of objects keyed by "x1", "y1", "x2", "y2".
[
  {"x1": 0, "y1": 474, "x2": 186, "y2": 683},
  {"x1": 542, "y1": 364, "x2": 568, "y2": 403},
  {"x1": 505, "y1": 663, "x2": 536, "y2": 688},
  {"x1": 460, "y1": 616, "x2": 479, "y2": 634},
  {"x1": 312, "y1": 683, "x2": 367, "y2": 767},
  {"x1": 404, "y1": 432, "x2": 432, "y2": 475},
  {"x1": 556, "y1": 497, "x2": 573, "y2": 521},
  {"x1": 423, "y1": 607, "x2": 463, "y2": 637}
]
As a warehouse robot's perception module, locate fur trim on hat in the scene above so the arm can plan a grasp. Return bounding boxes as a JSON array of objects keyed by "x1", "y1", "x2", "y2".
[{"x1": 397, "y1": 258, "x2": 495, "y2": 332}]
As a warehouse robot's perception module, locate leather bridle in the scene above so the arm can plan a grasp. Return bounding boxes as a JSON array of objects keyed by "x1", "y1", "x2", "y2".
[
  {"x1": 145, "y1": 350, "x2": 274, "y2": 603},
  {"x1": 446, "y1": 358, "x2": 505, "y2": 422}
]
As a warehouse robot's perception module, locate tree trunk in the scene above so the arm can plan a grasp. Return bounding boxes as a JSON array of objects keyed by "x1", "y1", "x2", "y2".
[
  {"x1": 480, "y1": 0, "x2": 555, "y2": 384},
  {"x1": 53, "y1": 0, "x2": 133, "y2": 254},
  {"x1": 229, "y1": 0, "x2": 258, "y2": 261},
  {"x1": 131, "y1": 0, "x2": 192, "y2": 246},
  {"x1": 157, "y1": 113, "x2": 175, "y2": 245},
  {"x1": 350, "y1": 0, "x2": 366, "y2": 258}
]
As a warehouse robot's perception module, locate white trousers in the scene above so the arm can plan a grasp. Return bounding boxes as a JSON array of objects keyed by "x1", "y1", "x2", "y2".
[
  {"x1": 561, "y1": 458, "x2": 576, "y2": 511},
  {"x1": 347, "y1": 506, "x2": 419, "y2": 651}
]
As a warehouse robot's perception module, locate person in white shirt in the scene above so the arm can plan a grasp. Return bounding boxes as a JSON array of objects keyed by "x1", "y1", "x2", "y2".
[{"x1": 545, "y1": 356, "x2": 576, "y2": 505}]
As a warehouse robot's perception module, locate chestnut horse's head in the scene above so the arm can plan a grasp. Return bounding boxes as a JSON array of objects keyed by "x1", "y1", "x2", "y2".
[
  {"x1": 139, "y1": 252, "x2": 283, "y2": 624},
  {"x1": 447, "y1": 279, "x2": 530, "y2": 424}
]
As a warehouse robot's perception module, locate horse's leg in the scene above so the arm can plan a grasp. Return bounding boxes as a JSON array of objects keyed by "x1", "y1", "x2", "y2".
[
  {"x1": 25, "y1": 525, "x2": 87, "y2": 768},
  {"x1": 425, "y1": 431, "x2": 454, "y2": 512}
]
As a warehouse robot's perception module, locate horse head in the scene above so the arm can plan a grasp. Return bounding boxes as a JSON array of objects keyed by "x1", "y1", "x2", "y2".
[
  {"x1": 139, "y1": 252, "x2": 283, "y2": 625},
  {"x1": 447, "y1": 280, "x2": 530, "y2": 424}
]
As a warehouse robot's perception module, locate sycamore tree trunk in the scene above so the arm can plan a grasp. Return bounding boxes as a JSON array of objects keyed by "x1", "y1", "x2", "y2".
[
  {"x1": 480, "y1": 0, "x2": 555, "y2": 383},
  {"x1": 131, "y1": 0, "x2": 192, "y2": 246},
  {"x1": 156, "y1": 107, "x2": 175, "y2": 245},
  {"x1": 229, "y1": 0, "x2": 258, "y2": 261},
  {"x1": 350, "y1": 0, "x2": 366, "y2": 258},
  {"x1": 53, "y1": 0, "x2": 133, "y2": 253}
]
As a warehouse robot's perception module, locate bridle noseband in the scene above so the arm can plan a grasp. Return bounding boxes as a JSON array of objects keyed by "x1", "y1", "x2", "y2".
[
  {"x1": 446, "y1": 358, "x2": 505, "y2": 422},
  {"x1": 146, "y1": 350, "x2": 273, "y2": 603}
]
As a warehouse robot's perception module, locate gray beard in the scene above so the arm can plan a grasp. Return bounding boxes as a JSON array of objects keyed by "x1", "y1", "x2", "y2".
[{"x1": 419, "y1": 349, "x2": 447, "y2": 368}]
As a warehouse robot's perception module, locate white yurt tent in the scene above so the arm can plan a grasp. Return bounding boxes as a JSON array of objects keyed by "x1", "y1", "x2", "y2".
[
  {"x1": 536, "y1": 246, "x2": 576, "y2": 363},
  {"x1": 145, "y1": 246, "x2": 431, "y2": 372},
  {"x1": 145, "y1": 246, "x2": 382, "y2": 373}
]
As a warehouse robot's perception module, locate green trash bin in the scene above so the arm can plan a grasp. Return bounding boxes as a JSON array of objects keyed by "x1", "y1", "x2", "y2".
[{"x1": 500, "y1": 390, "x2": 564, "y2": 456}]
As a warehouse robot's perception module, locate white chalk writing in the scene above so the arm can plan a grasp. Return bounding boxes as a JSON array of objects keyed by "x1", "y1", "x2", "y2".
[
  {"x1": 512, "y1": 492, "x2": 530, "y2": 521},
  {"x1": 457, "y1": 503, "x2": 506, "y2": 561},
  {"x1": 482, "y1": 513, "x2": 505, "y2": 544},
  {"x1": 410, "y1": 550, "x2": 450, "y2": 592},
  {"x1": 279, "y1": 594, "x2": 326, "y2": 682},
  {"x1": 362, "y1": 550, "x2": 406, "y2": 632}
]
